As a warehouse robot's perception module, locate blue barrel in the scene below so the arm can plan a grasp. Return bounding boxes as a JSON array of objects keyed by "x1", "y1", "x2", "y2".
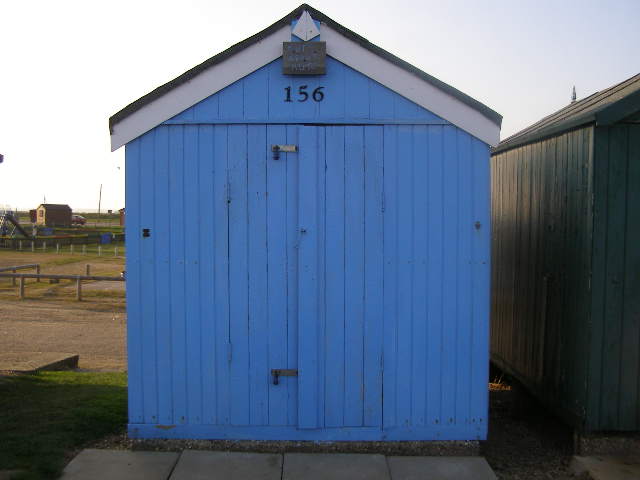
[{"x1": 100, "y1": 233, "x2": 112, "y2": 244}]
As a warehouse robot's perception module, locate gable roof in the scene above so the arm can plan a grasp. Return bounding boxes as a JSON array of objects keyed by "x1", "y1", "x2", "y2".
[
  {"x1": 494, "y1": 73, "x2": 640, "y2": 154},
  {"x1": 109, "y1": 3, "x2": 501, "y2": 150},
  {"x1": 37, "y1": 204, "x2": 71, "y2": 211}
]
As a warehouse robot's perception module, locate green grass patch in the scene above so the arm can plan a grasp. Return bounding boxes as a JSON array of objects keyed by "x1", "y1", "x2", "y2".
[{"x1": 0, "y1": 372, "x2": 127, "y2": 479}]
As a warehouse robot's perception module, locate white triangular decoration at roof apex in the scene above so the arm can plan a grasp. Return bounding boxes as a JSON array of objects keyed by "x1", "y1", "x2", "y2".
[{"x1": 292, "y1": 10, "x2": 320, "y2": 41}]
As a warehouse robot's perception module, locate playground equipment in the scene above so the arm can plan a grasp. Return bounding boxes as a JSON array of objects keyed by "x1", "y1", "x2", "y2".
[{"x1": 0, "y1": 212, "x2": 32, "y2": 239}]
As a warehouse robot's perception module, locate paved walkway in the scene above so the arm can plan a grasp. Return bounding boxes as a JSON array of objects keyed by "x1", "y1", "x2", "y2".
[{"x1": 61, "y1": 449, "x2": 497, "y2": 480}]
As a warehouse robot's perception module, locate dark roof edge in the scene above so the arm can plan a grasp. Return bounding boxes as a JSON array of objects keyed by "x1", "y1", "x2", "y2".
[
  {"x1": 491, "y1": 114, "x2": 596, "y2": 155},
  {"x1": 596, "y1": 88, "x2": 640, "y2": 125},
  {"x1": 493, "y1": 74, "x2": 640, "y2": 154},
  {"x1": 109, "y1": 3, "x2": 502, "y2": 133}
]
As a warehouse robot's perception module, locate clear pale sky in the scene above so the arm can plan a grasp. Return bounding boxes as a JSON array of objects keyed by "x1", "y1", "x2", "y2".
[{"x1": 0, "y1": 0, "x2": 637, "y2": 211}]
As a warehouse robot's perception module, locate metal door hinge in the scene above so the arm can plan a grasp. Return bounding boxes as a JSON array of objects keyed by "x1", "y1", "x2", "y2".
[
  {"x1": 271, "y1": 145, "x2": 297, "y2": 160},
  {"x1": 271, "y1": 369, "x2": 298, "y2": 385}
]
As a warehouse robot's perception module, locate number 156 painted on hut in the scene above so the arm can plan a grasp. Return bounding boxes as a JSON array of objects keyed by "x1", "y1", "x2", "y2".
[{"x1": 284, "y1": 85, "x2": 325, "y2": 102}]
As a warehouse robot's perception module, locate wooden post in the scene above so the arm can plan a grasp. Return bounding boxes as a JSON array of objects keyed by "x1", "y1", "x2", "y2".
[
  {"x1": 36, "y1": 265, "x2": 41, "y2": 283},
  {"x1": 114, "y1": 246, "x2": 118, "y2": 257},
  {"x1": 19, "y1": 277, "x2": 24, "y2": 299},
  {"x1": 82, "y1": 245, "x2": 86, "y2": 255},
  {"x1": 18, "y1": 240, "x2": 22, "y2": 250},
  {"x1": 42, "y1": 241, "x2": 46, "y2": 252},
  {"x1": 85, "y1": 264, "x2": 90, "y2": 276},
  {"x1": 12, "y1": 269, "x2": 16, "y2": 287},
  {"x1": 76, "y1": 277, "x2": 82, "y2": 301},
  {"x1": 56, "y1": 243, "x2": 60, "y2": 254},
  {"x1": 98, "y1": 246, "x2": 102, "y2": 256},
  {"x1": 70, "y1": 244, "x2": 74, "y2": 254},
  {"x1": 31, "y1": 241, "x2": 34, "y2": 252}
]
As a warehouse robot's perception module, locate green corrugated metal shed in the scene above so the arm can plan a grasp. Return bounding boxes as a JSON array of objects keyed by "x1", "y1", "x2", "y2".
[{"x1": 491, "y1": 73, "x2": 640, "y2": 432}]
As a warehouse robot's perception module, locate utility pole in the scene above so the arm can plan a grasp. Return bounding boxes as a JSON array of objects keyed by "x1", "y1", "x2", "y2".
[{"x1": 97, "y1": 184, "x2": 102, "y2": 227}]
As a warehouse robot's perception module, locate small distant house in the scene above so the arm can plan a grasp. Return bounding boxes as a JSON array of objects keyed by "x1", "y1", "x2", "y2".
[
  {"x1": 119, "y1": 208, "x2": 125, "y2": 227},
  {"x1": 36, "y1": 204, "x2": 72, "y2": 227}
]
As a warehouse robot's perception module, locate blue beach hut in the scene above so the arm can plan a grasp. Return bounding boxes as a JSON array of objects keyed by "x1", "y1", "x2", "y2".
[{"x1": 109, "y1": 4, "x2": 501, "y2": 441}]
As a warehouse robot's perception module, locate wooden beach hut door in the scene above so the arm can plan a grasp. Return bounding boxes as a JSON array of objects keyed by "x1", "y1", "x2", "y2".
[
  {"x1": 229, "y1": 124, "x2": 384, "y2": 434},
  {"x1": 295, "y1": 125, "x2": 384, "y2": 431}
]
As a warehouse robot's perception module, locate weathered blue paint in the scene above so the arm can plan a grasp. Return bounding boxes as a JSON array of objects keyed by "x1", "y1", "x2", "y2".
[
  {"x1": 125, "y1": 54, "x2": 491, "y2": 441},
  {"x1": 164, "y1": 58, "x2": 449, "y2": 126}
]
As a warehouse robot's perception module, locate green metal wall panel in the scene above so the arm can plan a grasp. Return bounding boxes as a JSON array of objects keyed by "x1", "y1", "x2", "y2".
[
  {"x1": 491, "y1": 126, "x2": 595, "y2": 429},
  {"x1": 587, "y1": 124, "x2": 640, "y2": 431}
]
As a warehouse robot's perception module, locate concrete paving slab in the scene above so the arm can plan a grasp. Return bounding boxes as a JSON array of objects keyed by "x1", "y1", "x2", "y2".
[
  {"x1": 283, "y1": 453, "x2": 390, "y2": 480},
  {"x1": 387, "y1": 456, "x2": 497, "y2": 480},
  {"x1": 169, "y1": 450, "x2": 282, "y2": 480},
  {"x1": 60, "y1": 449, "x2": 179, "y2": 480},
  {"x1": 0, "y1": 351, "x2": 78, "y2": 374},
  {"x1": 571, "y1": 455, "x2": 640, "y2": 480}
]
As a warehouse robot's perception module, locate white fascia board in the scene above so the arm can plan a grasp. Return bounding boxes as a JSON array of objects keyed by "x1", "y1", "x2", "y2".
[
  {"x1": 111, "y1": 24, "x2": 500, "y2": 150},
  {"x1": 110, "y1": 26, "x2": 291, "y2": 151},
  {"x1": 321, "y1": 25, "x2": 500, "y2": 146}
]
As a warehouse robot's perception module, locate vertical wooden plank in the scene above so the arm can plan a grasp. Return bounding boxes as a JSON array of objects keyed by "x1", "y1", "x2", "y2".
[
  {"x1": 316, "y1": 127, "x2": 327, "y2": 427},
  {"x1": 364, "y1": 125, "x2": 384, "y2": 427},
  {"x1": 344, "y1": 67, "x2": 369, "y2": 119},
  {"x1": 411, "y1": 126, "x2": 428, "y2": 427},
  {"x1": 219, "y1": 81, "x2": 244, "y2": 120},
  {"x1": 396, "y1": 125, "x2": 414, "y2": 427},
  {"x1": 244, "y1": 67, "x2": 269, "y2": 120},
  {"x1": 470, "y1": 138, "x2": 491, "y2": 433},
  {"x1": 169, "y1": 126, "x2": 187, "y2": 425},
  {"x1": 286, "y1": 125, "x2": 299, "y2": 426},
  {"x1": 441, "y1": 125, "x2": 458, "y2": 427},
  {"x1": 620, "y1": 125, "x2": 640, "y2": 429},
  {"x1": 268, "y1": 61, "x2": 294, "y2": 121},
  {"x1": 601, "y1": 126, "x2": 628, "y2": 428},
  {"x1": 319, "y1": 58, "x2": 345, "y2": 119},
  {"x1": 324, "y1": 126, "x2": 346, "y2": 427},
  {"x1": 394, "y1": 95, "x2": 421, "y2": 121},
  {"x1": 369, "y1": 82, "x2": 394, "y2": 120},
  {"x1": 456, "y1": 129, "x2": 473, "y2": 426},
  {"x1": 184, "y1": 125, "x2": 203, "y2": 424},
  {"x1": 248, "y1": 125, "x2": 269, "y2": 425},
  {"x1": 291, "y1": 80, "x2": 321, "y2": 120},
  {"x1": 344, "y1": 126, "x2": 366, "y2": 426},
  {"x1": 199, "y1": 125, "x2": 216, "y2": 424},
  {"x1": 228, "y1": 125, "x2": 250, "y2": 425},
  {"x1": 587, "y1": 128, "x2": 608, "y2": 430},
  {"x1": 125, "y1": 138, "x2": 143, "y2": 424},
  {"x1": 140, "y1": 130, "x2": 158, "y2": 424},
  {"x1": 153, "y1": 126, "x2": 173, "y2": 425},
  {"x1": 298, "y1": 126, "x2": 319, "y2": 429},
  {"x1": 266, "y1": 125, "x2": 289, "y2": 426},
  {"x1": 426, "y1": 125, "x2": 443, "y2": 425},
  {"x1": 213, "y1": 125, "x2": 231, "y2": 425},
  {"x1": 382, "y1": 125, "x2": 398, "y2": 429},
  {"x1": 193, "y1": 94, "x2": 219, "y2": 121}
]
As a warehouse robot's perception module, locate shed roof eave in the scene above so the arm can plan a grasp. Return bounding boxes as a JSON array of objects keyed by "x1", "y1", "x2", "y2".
[
  {"x1": 595, "y1": 88, "x2": 640, "y2": 126},
  {"x1": 492, "y1": 114, "x2": 597, "y2": 155}
]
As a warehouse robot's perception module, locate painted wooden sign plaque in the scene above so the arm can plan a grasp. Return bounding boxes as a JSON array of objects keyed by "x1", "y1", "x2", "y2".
[{"x1": 282, "y1": 42, "x2": 326, "y2": 75}]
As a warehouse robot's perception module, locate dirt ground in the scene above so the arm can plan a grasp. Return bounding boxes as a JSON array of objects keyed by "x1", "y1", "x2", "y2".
[{"x1": 0, "y1": 251, "x2": 126, "y2": 371}]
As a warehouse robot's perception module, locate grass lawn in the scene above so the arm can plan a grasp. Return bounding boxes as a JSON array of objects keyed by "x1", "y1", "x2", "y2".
[{"x1": 0, "y1": 372, "x2": 127, "y2": 479}]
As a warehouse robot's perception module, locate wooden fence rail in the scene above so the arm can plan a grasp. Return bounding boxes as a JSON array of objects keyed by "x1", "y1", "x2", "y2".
[
  {"x1": 0, "y1": 272, "x2": 124, "y2": 301},
  {"x1": 0, "y1": 263, "x2": 40, "y2": 286}
]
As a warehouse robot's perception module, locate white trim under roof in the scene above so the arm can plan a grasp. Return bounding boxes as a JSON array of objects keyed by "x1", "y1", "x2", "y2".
[{"x1": 110, "y1": 25, "x2": 500, "y2": 150}]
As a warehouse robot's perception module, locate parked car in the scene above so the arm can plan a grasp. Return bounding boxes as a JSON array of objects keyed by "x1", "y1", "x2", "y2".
[{"x1": 71, "y1": 214, "x2": 86, "y2": 225}]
